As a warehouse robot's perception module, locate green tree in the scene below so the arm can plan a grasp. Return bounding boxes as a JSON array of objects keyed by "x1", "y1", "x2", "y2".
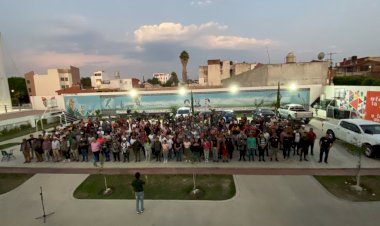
[
  {"x1": 147, "y1": 77, "x2": 161, "y2": 85},
  {"x1": 179, "y1": 50, "x2": 189, "y2": 83},
  {"x1": 163, "y1": 72, "x2": 179, "y2": 87},
  {"x1": 80, "y1": 77, "x2": 92, "y2": 88},
  {"x1": 8, "y1": 77, "x2": 29, "y2": 104}
]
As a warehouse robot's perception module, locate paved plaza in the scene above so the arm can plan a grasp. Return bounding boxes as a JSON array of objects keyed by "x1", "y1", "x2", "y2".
[{"x1": 1, "y1": 119, "x2": 380, "y2": 226}]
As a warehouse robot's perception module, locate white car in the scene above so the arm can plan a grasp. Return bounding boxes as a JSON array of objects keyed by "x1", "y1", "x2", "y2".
[
  {"x1": 322, "y1": 118, "x2": 380, "y2": 157},
  {"x1": 175, "y1": 107, "x2": 192, "y2": 118}
]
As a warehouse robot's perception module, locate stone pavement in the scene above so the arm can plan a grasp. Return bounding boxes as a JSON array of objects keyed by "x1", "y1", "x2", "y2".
[{"x1": 1, "y1": 174, "x2": 380, "y2": 226}]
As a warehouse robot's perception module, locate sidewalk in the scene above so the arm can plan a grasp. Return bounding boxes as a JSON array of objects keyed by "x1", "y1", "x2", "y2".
[{"x1": 1, "y1": 174, "x2": 380, "y2": 226}]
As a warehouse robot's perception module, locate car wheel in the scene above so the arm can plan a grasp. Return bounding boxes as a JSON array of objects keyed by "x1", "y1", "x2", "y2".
[{"x1": 363, "y1": 144, "x2": 374, "y2": 158}]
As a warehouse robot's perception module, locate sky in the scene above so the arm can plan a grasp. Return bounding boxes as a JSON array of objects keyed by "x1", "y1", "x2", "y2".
[{"x1": 1, "y1": 0, "x2": 379, "y2": 80}]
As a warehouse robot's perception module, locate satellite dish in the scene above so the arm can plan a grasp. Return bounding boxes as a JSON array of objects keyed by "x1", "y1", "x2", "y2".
[{"x1": 318, "y1": 52, "x2": 325, "y2": 60}]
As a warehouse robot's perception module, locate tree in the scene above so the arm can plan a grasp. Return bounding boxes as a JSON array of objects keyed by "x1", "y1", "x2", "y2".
[
  {"x1": 163, "y1": 72, "x2": 179, "y2": 87},
  {"x1": 8, "y1": 77, "x2": 29, "y2": 104},
  {"x1": 179, "y1": 50, "x2": 189, "y2": 83},
  {"x1": 275, "y1": 82, "x2": 281, "y2": 116},
  {"x1": 147, "y1": 77, "x2": 161, "y2": 85},
  {"x1": 80, "y1": 77, "x2": 92, "y2": 88}
]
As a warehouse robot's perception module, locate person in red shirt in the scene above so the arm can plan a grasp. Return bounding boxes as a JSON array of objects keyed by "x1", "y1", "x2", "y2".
[{"x1": 307, "y1": 128, "x2": 317, "y2": 156}]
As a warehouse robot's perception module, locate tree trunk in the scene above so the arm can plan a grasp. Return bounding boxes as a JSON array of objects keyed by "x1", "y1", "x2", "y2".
[{"x1": 181, "y1": 60, "x2": 188, "y2": 83}]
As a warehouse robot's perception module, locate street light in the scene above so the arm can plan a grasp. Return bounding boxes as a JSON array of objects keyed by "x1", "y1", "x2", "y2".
[{"x1": 229, "y1": 84, "x2": 239, "y2": 94}]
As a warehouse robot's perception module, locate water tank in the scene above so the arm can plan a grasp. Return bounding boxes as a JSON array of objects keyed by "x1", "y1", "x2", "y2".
[{"x1": 286, "y1": 52, "x2": 296, "y2": 63}]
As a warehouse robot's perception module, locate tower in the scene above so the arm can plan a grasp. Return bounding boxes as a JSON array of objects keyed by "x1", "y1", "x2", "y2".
[{"x1": 0, "y1": 33, "x2": 12, "y2": 113}]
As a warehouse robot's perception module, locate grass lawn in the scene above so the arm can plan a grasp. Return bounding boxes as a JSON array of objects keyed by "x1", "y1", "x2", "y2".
[
  {"x1": 0, "y1": 143, "x2": 20, "y2": 150},
  {"x1": 0, "y1": 173, "x2": 34, "y2": 194},
  {"x1": 0, "y1": 122, "x2": 60, "y2": 142},
  {"x1": 74, "y1": 174, "x2": 236, "y2": 200},
  {"x1": 314, "y1": 176, "x2": 380, "y2": 202}
]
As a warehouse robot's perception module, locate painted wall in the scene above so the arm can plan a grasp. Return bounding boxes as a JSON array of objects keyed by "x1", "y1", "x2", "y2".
[{"x1": 322, "y1": 85, "x2": 380, "y2": 120}]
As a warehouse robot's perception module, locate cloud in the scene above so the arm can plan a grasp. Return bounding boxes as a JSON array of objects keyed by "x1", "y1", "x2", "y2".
[
  {"x1": 133, "y1": 22, "x2": 273, "y2": 50},
  {"x1": 191, "y1": 0, "x2": 213, "y2": 6},
  {"x1": 18, "y1": 50, "x2": 140, "y2": 72}
]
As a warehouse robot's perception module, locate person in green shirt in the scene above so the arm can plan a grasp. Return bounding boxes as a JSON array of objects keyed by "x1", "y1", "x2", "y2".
[
  {"x1": 131, "y1": 172, "x2": 145, "y2": 214},
  {"x1": 246, "y1": 134, "x2": 257, "y2": 161}
]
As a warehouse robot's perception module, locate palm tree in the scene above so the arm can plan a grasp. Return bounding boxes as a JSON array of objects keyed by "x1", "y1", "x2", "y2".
[{"x1": 179, "y1": 50, "x2": 189, "y2": 83}]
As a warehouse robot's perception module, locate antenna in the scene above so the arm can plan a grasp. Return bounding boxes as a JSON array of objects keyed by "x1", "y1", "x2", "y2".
[
  {"x1": 326, "y1": 52, "x2": 337, "y2": 68},
  {"x1": 266, "y1": 46, "x2": 271, "y2": 64}
]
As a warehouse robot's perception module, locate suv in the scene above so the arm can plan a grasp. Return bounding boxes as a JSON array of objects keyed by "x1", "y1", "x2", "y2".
[{"x1": 252, "y1": 108, "x2": 276, "y2": 122}]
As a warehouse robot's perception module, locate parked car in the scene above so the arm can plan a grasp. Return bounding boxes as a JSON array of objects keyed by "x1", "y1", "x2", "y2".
[
  {"x1": 221, "y1": 110, "x2": 235, "y2": 123},
  {"x1": 278, "y1": 104, "x2": 313, "y2": 123},
  {"x1": 175, "y1": 107, "x2": 192, "y2": 118},
  {"x1": 252, "y1": 108, "x2": 276, "y2": 122},
  {"x1": 322, "y1": 118, "x2": 380, "y2": 157}
]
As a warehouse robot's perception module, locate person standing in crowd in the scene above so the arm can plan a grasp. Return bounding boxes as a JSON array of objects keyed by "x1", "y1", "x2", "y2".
[
  {"x1": 32, "y1": 134, "x2": 44, "y2": 162},
  {"x1": 282, "y1": 132, "x2": 292, "y2": 159},
  {"x1": 263, "y1": 129, "x2": 270, "y2": 157},
  {"x1": 221, "y1": 136, "x2": 229, "y2": 162},
  {"x1": 20, "y1": 138, "x2": 31, "y2": 163},
  {"x1": 153, "y1": 136, "x2": 162, "y2": 162},
  {"x1": 210, "y1": 135, "x2": 218, "y2": 162},
  {"x1": 60, "y1": 136, "x2": 70, "y2": 162},
  {"x1": 174, "y1": 138, "x2": 183, "y2": 162},
  {"x1": 319, "y1": 132, "x2": 334, "y2": 164},
  {"x1": 202, "y1": 137, "x2": 211, "y2": 163},
  {"x1": 111, "y1": 137, "x2": 121, "y2": 162},
  {"x1": 42, "y1": 135, "x2": 52, "y2": 162},
  {"x1": 192, "y1": 138, "x2": 202, "y2": 162},
  {"x1": 143, "y1": 139, "x2": 152, "y2": 162},
  {"x1": 51, "y1": 136, "x2": 61, "y2": 162},
  {"x1": 269, "y1": 133, "x2": 280, "y2": 161},
  {"x1": 183, "y1": 138, "x2": 192, "y2": 163},
  {"x1": 237, "y1": 133, "x2": 247, "y2": 161},
  {"x1": 91, "y1": 138, "x2": 101, "y2": 167},
  {"x1": 79, "y1": 134, "x2": 89, "y2": 162},
  {"x1": 131, "y1": 172, "x2": 145, "y2": 214},
  {"x1": 293, "y1": 129, "x2": 301, "y2": 156},
  {"x1": 307, "y1": 128, "x2": 317, "y2": 156},
  {"x1": 132, "y1": 137, "x2": 142, "y2": 162},
  {"x1": 70, "y1": 136, "x2": 79, "y2": 161},
  {"x1": 162, "y1": 140, "x2": 169, "y2": 163},
  {"x1": 258, "y1": 133, "x2": 267, "y2": 162},
  {"x1": 246, "y1": 133, "x2": 256, "y2": 161},
  {"x1": 225, "y1": 135, "x2": 235, "y2": 160},
  {"x1": 121, "y1": 137, "x2": 130, "y2": 162},
  {"x1": 299, "y1": 133, "x2": 309, "y2": 161},
  {"x1": 27, "y1": 134, "x2": 35, "y2": 160}
]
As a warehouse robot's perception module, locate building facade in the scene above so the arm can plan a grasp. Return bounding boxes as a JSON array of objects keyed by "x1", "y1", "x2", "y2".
[
  {"x1": 198, "y1": 59, "x2": 256, "y2": 86},
  {"x1": 335, "y1": 56, "x2": 380, "y2": 77},
  {"x1": 153, "y1": 73, "x2": 171, "y2": 84},
  {"x1": 24, "y1": 66, "x2": 80, "y2": 96},
  {"x1": 90, "y1": 70, "x2": 140, "y2": 90}
]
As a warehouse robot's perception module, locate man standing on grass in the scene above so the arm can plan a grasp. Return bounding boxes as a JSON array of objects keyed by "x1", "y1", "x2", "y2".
[{"x1": 131, "y1": 172, "x2": 145, "y2": 214}]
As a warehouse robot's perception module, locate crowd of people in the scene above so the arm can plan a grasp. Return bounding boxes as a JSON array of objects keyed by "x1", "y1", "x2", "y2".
[{"x1": 19, "y1": 110, "x2": 333, "y2": 166}]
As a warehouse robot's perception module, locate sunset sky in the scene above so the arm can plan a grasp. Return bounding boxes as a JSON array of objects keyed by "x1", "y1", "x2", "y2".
[{"x1": 1, "y1": 0, "x2": 379, "y2": 80}]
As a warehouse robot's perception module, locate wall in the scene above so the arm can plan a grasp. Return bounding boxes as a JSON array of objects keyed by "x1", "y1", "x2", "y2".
[
  {"x1": 34, "y1": 72, "x2": 61, "y2": 96},
  {"x1": 322, "y1": 85, "x2": 380, "y2": 119},
  {"x1": 207, "y1": 61, "x2": 222, "y2": 86},
  {"x1": 222, "y1": 61, "x2": 329, "y2": 87},
  {"x1": 70, "y1": 66, "x2": 80, "y2": 85},
  {"x1": 30, "y1": 95, "x2": 64, "y2": 110}
]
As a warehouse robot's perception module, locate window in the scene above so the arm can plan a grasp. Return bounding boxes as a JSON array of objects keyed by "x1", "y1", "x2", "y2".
[
  {"x1": 65, "y1": 78, "x2": 68, "y2": 81},
  {"x1": 28, "y1": 88, "x2": 31, "y2": 92},
  {"x1": 27, "y1": 80, "x2": 30, "y2": 84},
  {"x1": 61, "y1": 85, "x2": 65, "y2": 88},
  {"x1": 66, "y1": 85, "x2": 69, "y2": 88},
  {"x1": 60, "y1": 77, "x2": 64, "y2": 81}
]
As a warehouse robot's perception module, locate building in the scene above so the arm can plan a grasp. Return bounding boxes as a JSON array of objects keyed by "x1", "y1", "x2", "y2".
[
  {"x1": 198, "y1": 59, "x2": 256, "y2": 86},
  {"x1": 222, "y1": 53, "x2": 329, "y2": 87},
  {"x1": 0, "y1": 33, "x2": 11, "y2": 112},
  {"x1": 24, "y1": 66, "x2": 80, "y2": 96},
  {"x1": 335, "y1": 56, "x2": 380, "y2": 77},
  {"x1": 153, "y1": 73, "x2": 171, "y2": 84},
  {"x1": 90, "y1": 70, "x2": 140, "y2": 90}
]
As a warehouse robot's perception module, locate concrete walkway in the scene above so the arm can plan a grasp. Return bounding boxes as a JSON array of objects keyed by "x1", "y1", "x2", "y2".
[{"x1": 1, "y1": 174, "x2": 380, "y2": 226}]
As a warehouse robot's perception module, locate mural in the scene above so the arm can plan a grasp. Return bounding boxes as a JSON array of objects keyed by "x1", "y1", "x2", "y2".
[
  {"x1": 334, "y1": 88, "x2": 367, "y2": 117},
  {"x1": 64, "y1": 88, "x2": 310, "y2": 117},
  {"x1": 365, "y1": 91, "x2": 380, "y2": 122}
]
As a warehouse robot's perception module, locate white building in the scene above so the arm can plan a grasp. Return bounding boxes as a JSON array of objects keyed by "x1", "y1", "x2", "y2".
[
  {"x1": 90, "y1": 70, "x2": 139, "y2": 90},
  {"x1": 153, "y1": 73, "x2": 171, "y2": 84}
]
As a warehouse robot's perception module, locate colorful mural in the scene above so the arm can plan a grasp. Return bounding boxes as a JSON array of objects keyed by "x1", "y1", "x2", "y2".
[
  {"x1": 64, "y1": 88, "x2": 310, "y2": 116},
  {"x1": 334, "y1": 88, "x2": 367, "y2": 117}
]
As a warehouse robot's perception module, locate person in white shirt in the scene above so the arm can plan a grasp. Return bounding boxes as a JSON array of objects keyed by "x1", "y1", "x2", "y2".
[{"x1": 51, "y1": 137, "x2": 61, "y2": 162}]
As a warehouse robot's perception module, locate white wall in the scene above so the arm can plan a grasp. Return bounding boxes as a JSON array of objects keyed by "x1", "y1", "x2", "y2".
[
  {"x1": 34, "y1": 73, "x2": 61, "y2": 96},
  {"x1": 30, "y1": 95, "x2": 65, "y2": 110}
]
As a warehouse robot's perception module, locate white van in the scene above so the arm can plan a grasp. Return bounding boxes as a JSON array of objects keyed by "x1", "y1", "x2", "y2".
[{"x1": 175, "y1": 107, "x2": 192, "y2": 118}]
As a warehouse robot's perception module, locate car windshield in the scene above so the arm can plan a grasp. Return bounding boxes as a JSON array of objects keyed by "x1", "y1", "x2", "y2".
[
  {"x1": 360, "y1": 124, "x2": 380, "y2": 134},
  {"x1": 290, "y1": 107, "x2": 306, "y2": 111},
  {"x1": 178, "y1": 110, "x2": 190, "y2": 114},
  {"x1": 261, "y1": 110, "x2": 274, "y2": 114}
]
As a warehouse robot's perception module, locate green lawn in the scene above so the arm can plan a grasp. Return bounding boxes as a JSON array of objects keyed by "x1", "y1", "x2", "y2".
[
  {"x1": 0, "y1": 173, "x2": 34, "y2": 194},
  {"x1": 0, "y1": 122, "x2": 60, "y2": 142},
  {"x1": 74, "y1": 174, "x2": 236, "y2": 200},
  {"x1": 314, "y1": 176, "x2": 380, "y2": 202},
  {"x1": 0, "y1": 143, "x2": 20, "y2": 150}
]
